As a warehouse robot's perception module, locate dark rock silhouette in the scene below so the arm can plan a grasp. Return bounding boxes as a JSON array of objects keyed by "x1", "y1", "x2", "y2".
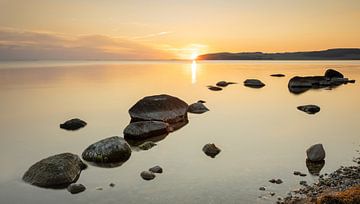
[
  {"x1": 202, "y1": 143, "x2": 221, "y2": 158},
  {"x1": 23, "y1": 153, "x2": 87, "y2": 188},
  {"x1": 297, "y1": 105, "x2": 321, "y2": 114},
  {"x1": 207, "y1": 85, "x2": 223, "y2": 91},
  {"x1": 271, "y1": 74, "x2": 285, "y2": 77},
  {"x1": 82, "y1": 136, "x2": 131, "y2": 165},
  {"x1": 67, "y1": 183, "x2": 86, "y2": 194},
  {"x1": 140, "y1": 171, "x2": 155, "y2": 180},
  {"x1": 306, "y1": 159, "x2": 325, "y2": 176},
  {"x1": 325, "y1": 69, "x2": 344, "y2": 78},
  {"x1": 149, "y1": 165, "x2": 163, "y2": 174},
  {"x1": 216, "y1": 81, "x2": 237, "y2": 87},
  {"x1": 244, "y1": 79, "x2": 265, "y2": 88},
  {"x1": 306, "y1": 144, "x2": 326, "y2": 162},
  {"x1": 188, "y1": 102, "x2": 209, "y2": 114},
  {"x1": 123, "y1": 121, "x2": 170, "y2": 140},
  {"x1": 60, "y1": 118, "x2": 87, "y2": 130}
]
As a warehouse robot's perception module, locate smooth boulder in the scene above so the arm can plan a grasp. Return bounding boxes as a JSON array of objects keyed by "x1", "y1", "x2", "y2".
[
  {"x1": 306, "y1": 144, "x2": 326, "y2": 162},
  {"x1": 60, "y1": 118, "x2": 87, "y2": 130},
  {"x1": 325, "y1": 69, "x2": 344, "y2": 78},
  {"x1": 244, "y1": 79, "x2": 265, "y2": 88},
  {"x1": 188, "y1": 102, "x2": 209, "y2": 114},
  {"x1": 82, "y1": 136, "x2": 131, "y2": 164},
  {"x1": 297, "y1": 105, "x2": 321, "y2": 114},
  {"x1": 123, "y1": 121, "x2": 170, "y2": 140},
  {"x1": 67, "y1": 183, "x2": 86, "y2": 194},
  {"x1": 140, "y1": 171, "x2": 156, "y2": 180},
  {"x1": 23, "y1": 153, "x2": 87, "y2": 188},
  {"x1": 149, "y1": 165, "x2": 163, "y2": 174},
  {"x1": 129, "y1": 94, "x2": 188, "y2": 129},
  {"x1": 202, "y1": 143, "x2": 221, "y2": 158}
]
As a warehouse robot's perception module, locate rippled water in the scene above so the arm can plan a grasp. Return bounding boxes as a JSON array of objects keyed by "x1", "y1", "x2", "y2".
[{"x1": 0, "y1": 60, "x2": 359, "y2": 204}]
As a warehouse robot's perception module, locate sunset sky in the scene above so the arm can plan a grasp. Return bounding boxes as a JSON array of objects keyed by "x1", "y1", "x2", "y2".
[{"x1": 0, "y1": 0, "x2": 359, "y2": 60}]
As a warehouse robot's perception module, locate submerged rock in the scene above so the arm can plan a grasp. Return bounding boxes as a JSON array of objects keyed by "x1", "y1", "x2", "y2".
[
  {"x1": 123, "y1": 121, "x2": 170, "y2": 140},
  {"x1": 140, "y1": 171, "x2": 156, "y2": 180},
  {"x1": 67, "y1": 183, "x2": 86, "y2": 194},
  {"x1": 60, "y1": 118, "x2": 87, "y2": 130},
  {"x1": 216, "y1": 81, "x2": 236, "y2": 87},
  {"x1": 188, "y1": 102, "x2": 209, "y2": 114},
  {"x1": 306, "y1": 144, "x2": 326, "y2": 162},
  {"x1": 202, "y1": 143, "x2": 221, "y2": 158},
  {"x1": 270, "y1": 74, "x2": 285, "y2": 77},
  {"x1": 149, "y1": 165, "x2": 163, "y2": 174},
  {"x1": 23, "y1": 153, "x2": 87, "y2": 188},
  {"x1": 297, "y1": 105, "x2": 321, "y2": 114},
  {"x1": 325, "y1": 69, "x2": 344, "y2": 78},
  {"x1": 82, "y1": 136, "x2": 131, "y2": 164},
  {"x1": 138, "y1": 141, "x2": 157, "y2": 150},
  {"x1": 207, "y1": 86, "x2": 223, "y2": 91},
  {"x1": 244, "y1": 79, "x2": 265, "y2": 88},
  {"x1": 129, "y1": 94, "x2": 188, "y2": 130}
]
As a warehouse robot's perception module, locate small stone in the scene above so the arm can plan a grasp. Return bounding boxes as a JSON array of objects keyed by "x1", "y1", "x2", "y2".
[
  {"x1": 297, "y1": 105, "x2": 320, "y2": 114},
  {"x1": 202, "y1": 143, "x2": 221, "y2": 158},
  {"x1": 259, "y1": 186, "x2": 266, "y2": 191},
  {"x1": 96, "y1": 187, "x2": 103, "y2": 190},
  {"x1": 149, "y1": 165, "x2": 163, "y2": 174},
  {"x1": 306, "y1": 144, "x2": 326, "y2": 162},
  {"x1": 109, "y1": 183, "x2": 115, "y2": 187},
  {"x1": 293, "y1": 171, "x2": 301, "y2": 175},
  {"x1": 269, "y1": 179, "x2": 276, "y2": 183},
  {"x1": 300, "y1": 173, "x2": 307, "y2": 177},
  {"x1": 60, "y1": 118, "x2": 87, "y2": 131},
  {"x1": 270, "y1": 192, "x2": 276, "y2": 196},
  {"x1": 140, "y1": 171, "x2": 156, "y2": 180},
  {"x1": 271, "y1": 74, "x2": 285, "y2": 77},
  {"x1": 188, "y1": 102, "x2": 209, "y2": 114},
  {"x1": 216, "y1": 81, "x2": 236, "y2": 87},
  {"x1": 67, "y1": 183, "x2": 86, "y2": 194},
  {"x1": 207, "y1": 86, "x2": 222, "y2": 91},
  {"x1": 275, "y1": 179, "x2": 283, "y2": 184},
  {"x1": 244, "y1": 79, "x2": 265, "y2": 88}
]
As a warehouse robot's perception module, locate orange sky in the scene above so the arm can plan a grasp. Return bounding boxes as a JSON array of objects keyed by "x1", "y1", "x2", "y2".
[{"x1": 0, "y1": 0, "x2": 360, "y2": 60}]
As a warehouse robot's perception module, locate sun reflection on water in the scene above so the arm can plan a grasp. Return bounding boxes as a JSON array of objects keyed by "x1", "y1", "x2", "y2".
[{"x1": 191, "y1": 60, "x2": 197, "y2": 84}]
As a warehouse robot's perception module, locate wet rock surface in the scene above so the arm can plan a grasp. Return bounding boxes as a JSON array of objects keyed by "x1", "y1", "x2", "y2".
[
  {"x1": 149, "y1": 165, "x2": 163, "y2": 174},
  {"x1": 202, "y1": 143, "x2": 221, "y2": 158},
  {"x1": 271, "y1": 74, "x2": 285, "y2": 77},
  {"x1": 82, "y1": 136, "x2": 131, "y2": 165},
  {"x1": 23, "y1": 153, "x2": 87, "y2": 188},
  {"x1": 123, "y1": 121, "x2": 170, "y2": 140},
  {"x1": 67, "y1": 183, "x2": 86, "y2": 194},
  {"x1": 216, "y1": 81, "x2": 237, "y2": 87},
  {"x1": 60, "y1": 118, "x2": 87, "y2": 130},
  {"x1": 288, "y1": 69, "x2": 355, "y2": 94},
  {"x1": 306, "y1": 144, "x2": 326, "y2": 162},
  {"x1": 140, "y1": 171, "x2": 156, "y2": 180},
  {"x1": 128, "y1": 94, "x2": 189, "y2": 130},
  {"x1": 297, "y1": 105, "x2": 321, "y2": 114},
  {"x1": 306, "y1": 159, "x2": 325, "y2": 176},
  {"x1": 188, "y1": 102, "x2": 209, "y2": 114},
  {"x1": 244, "y1": 79, "x2": 265, "y2": 88}
]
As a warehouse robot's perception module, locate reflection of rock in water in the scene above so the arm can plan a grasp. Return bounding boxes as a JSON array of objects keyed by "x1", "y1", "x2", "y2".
[
  {"x1": 125, "y1": 133, "x2": 168, "y2": 150},
  {"x1": 306, "y1": 159, "x2": 325, "y2": 176}
]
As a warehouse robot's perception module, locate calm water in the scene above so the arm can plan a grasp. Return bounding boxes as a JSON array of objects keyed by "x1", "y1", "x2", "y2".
[{"x1": 0, "y1": 61, "x2": 359, "y2": 204}]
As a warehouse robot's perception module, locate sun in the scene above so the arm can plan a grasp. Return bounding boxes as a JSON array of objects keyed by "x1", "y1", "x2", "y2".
[{"x1": 191, "y1": 52, "x2": 199, "y2": 60}]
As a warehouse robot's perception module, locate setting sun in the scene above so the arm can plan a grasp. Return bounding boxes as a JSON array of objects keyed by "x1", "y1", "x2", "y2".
[{"x1": 191, "y1": 52, "x2": 198, "y2": 60}]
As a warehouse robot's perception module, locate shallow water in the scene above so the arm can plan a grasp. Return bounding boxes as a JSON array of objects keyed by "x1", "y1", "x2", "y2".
[{"x1": 0, "y1": 60, "x2": 359, "y2": 204}]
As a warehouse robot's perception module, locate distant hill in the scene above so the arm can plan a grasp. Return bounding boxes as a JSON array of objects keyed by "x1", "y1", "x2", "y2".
[{"x1": 197, "y1": 48, "x2": 360, "y2": 60}]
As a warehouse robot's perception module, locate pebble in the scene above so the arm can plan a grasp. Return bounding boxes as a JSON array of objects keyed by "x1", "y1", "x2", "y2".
[
  {"x1": 140, "y1": 171, "x2": 156, "y2": 180},
  {"x1": 259, "y1": 186, "x2": 266, "y2": 191},
  {"x1": 109, "y1": 183, "x2": 115, "y2": 187},
  {"x1": 149, "y1": 165, "x2": 163, "y2": 174}
]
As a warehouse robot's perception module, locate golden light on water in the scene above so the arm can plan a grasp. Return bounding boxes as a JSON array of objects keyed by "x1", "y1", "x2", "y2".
[{"x1": 191, "y1": 60, "x2": 197, "y2": 84}]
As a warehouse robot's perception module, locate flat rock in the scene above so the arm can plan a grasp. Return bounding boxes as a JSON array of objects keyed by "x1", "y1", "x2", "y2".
[
  {"x1": 67, "y1": 183, "x2": 86, "y2": 194},
  {"x1": 129, "y1": 94, "x2": 188, "y2": 130},
  {"x1": 216, "y1": 81, "x2": 236, "y2": 87},
  {"x1": 138, "y1": 141, "x2": 157, "y2": 150},
  {"x1": 82, "y1": 136, "x2": 131, "y2": 164},
  {"x1": 244, "y1": 79, "x2": 265, "y2": 88},
  {"x1": 325, "y1": 69, "x2": 344, "y2": 78},
  {"x1": 207, "y1": 86, "x2": 222, "y2": 91},
  {"x1": 297, "y1": 105, "x2": 321, "y2": 114},
  {"x1": 188, "y1": 102, "x2": 209, "y2": 114},
  {"x1": 306, "y1": 144, "x2": 326, "y2": 162},
  {"x1": 60, "y1": 118, "x2": 87, "y2": 130},
  {"x1": 23, "y1": 153, "x2": 87, "y2": 188},
  {"x1": 271, "y1": 74, "x2": 285, "y2": 77},
  {"x1": 140, "y1": 171, "x2": 155, "y2": 180},
  {"x1": 202, "y1": 143, "x2": 221, "y2": 158},
  {"x1": 149, "y1": 165, "x2": 163, "y2": 174},
  {"x1": 123, "y1": 121, "x2": 170, "y2": 140}
]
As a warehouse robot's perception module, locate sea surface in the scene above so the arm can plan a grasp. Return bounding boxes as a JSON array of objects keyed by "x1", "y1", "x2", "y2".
[{"x1": 0, "y1": 60, "x2": 359, "y2": 204}]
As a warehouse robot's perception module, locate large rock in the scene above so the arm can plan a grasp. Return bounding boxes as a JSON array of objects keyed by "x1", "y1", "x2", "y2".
[
  {"x1": 129, "y1": 94, "x2": 188, "y2": 130},
  {"x1": 325, "y1": 69, "x2": 344, "y2": 78},
  {"x1": 306, "y1": 144, "x2": 326, "y2": 162},
  {"x1": 297, "y1": 105, "x2": 321, "y2": 114},
  {"x1": 188, "y1": 102, "x2": 209, "y2": 114},
  {"x1": 82, "y1": 136, "x2": 131, "y2": 164},
  {"x1": 23, "y1": 153, "x2": 87, "y2": 188},
  {"x1": 123, "y1": 121, "x2": 170, "y2": 140},
  {"x1": 244, "y1": 79, "x2": 265, "y2": 88},
  {"x1": 60, "y1": 118, "x2": 87, "y2": 130}
]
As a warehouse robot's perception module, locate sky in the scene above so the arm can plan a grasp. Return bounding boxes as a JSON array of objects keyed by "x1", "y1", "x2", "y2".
[{"x1": 0, "y1": 0, "x2": 359, "y2": 60}]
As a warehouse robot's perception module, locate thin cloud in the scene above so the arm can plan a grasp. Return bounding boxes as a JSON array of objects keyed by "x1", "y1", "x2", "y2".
[{"x1": 132, "y1": 31, "x2": 173, "y2": 40}]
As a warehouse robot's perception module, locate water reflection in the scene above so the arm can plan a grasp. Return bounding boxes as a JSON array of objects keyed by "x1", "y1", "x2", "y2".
[{"x1": 191, "y1": 60, "x2": 197, "y2": 84}]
